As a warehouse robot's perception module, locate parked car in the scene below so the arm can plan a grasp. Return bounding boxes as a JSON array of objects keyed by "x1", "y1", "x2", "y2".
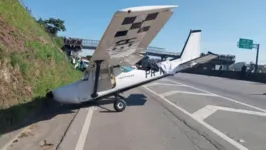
[{"x1": 82, "y1": 59, "x2": 89, "y2": 68}]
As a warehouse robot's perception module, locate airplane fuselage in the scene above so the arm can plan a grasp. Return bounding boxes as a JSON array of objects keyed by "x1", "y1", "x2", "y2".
[
  {"x1": 50, "y1": 66, "x2": 168, "y2": 104},
  {"x1": 44, "y1": 5, "x2": 217, "y2": 113}
]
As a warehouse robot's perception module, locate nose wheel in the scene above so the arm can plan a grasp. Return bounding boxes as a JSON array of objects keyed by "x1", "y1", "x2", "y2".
[{"x1": 113, "y1": 94, "x2": 127, "y2": 112}]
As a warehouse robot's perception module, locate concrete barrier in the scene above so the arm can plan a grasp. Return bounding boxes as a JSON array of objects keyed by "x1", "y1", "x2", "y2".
[{"x1": 182, "y1": 69, "x2": 266, "y2": 84}]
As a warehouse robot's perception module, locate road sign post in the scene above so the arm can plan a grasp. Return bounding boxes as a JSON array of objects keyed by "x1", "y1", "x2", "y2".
[
  {"x1": 253, "y1": 44, "x2": 260, "y2": 73},
  {"x1": 237, "y1": 38, "x2": 260, "y2": 73}
]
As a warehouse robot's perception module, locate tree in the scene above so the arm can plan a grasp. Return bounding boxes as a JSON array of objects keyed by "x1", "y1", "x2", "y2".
[{"x1": 36, "y1": 17, "x2": 66, "y2": 36}]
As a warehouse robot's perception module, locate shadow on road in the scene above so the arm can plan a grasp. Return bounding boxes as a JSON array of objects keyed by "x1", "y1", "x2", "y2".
[
  {"x1": 126, "y1": 94, "x2": 147, "y2": 106},
  {"x1": 96, "y1": 94, "x2": 147, "y2": 113},
  {"x1": 0, "y1": 96, "x2": 80, "y2": 136},
  {"x1": 0, "y1": 94, "x2": 149, "y2": 135},
  {"x1": 0, "y1": 93, "x2": 149, "y2": 135}
]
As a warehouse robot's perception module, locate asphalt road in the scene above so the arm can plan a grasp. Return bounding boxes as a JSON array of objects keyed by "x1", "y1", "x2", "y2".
[
  {"x1": 56, "y1": 73, "x2": 266, "y2": 150},
  {"x1": 92, "y1": 73, "x2": 264, "y2": 150},
  {"x1": 166, "y1": 73, "x2": 266, "y2": 150},
  {"x1": 5, "y1": 73, "x2": 266, "y2": 150}
]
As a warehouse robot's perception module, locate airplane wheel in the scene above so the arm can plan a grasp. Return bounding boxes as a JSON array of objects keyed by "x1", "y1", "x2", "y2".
[{"x1": 114, "y1": 99, "x2": 126, "y2": 112}]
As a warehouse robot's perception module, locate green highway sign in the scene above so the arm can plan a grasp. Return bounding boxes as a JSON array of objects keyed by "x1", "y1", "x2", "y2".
[{"x1": 238, "y1": 38, "x2": 253, "y2": 49}]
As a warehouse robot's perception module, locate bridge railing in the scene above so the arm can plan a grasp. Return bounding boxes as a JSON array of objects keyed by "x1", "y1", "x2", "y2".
[
  {"x1": 146, "y1": 49, "x2": 180, "y2": 56},
  {"x1": 82, "y1": 39, "x2": 167, "y2": 51},
  {"x1": 146, "y1": 46, "x2": 165, "y2": 51},
  {"x1": 82, "y1": 39, "x2": 99, "y2": 47},
  {"x1": 64, "y1": 38, "x2": 180, "y2": 57}
]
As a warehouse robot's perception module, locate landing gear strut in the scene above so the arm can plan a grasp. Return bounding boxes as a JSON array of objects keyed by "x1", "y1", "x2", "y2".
[{"x1": 113, "y1": 94, "x2": 127, "y2": 112}]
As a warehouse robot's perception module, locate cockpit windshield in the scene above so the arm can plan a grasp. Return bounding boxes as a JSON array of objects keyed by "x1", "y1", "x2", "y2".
[{"x1": 120, "y1": 66, "x2": 135, "y2": 72}]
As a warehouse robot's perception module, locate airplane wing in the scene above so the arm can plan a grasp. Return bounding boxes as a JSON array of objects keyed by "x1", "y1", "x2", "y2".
[{"x1": 89, "y1": 5, "x2": 178, "y2": 66}]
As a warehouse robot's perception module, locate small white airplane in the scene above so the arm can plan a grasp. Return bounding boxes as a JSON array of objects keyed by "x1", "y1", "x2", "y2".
[{"x1": 46, "y1": 5, "x2": 218, "y2": 112}]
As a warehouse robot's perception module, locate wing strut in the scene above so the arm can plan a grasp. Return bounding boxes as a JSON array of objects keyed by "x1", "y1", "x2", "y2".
[{"x1": 91, "y1": 60, "x2": 103, "y2": 98}]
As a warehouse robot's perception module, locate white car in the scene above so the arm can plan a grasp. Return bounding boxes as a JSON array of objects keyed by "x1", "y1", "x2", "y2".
[{"x1": 82, "y1": 59, "x2": 89, "y2": 68}]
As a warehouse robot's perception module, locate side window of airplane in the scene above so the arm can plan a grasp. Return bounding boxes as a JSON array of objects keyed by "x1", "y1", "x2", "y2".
[
  {"x1": 109, "y1": 67, "x2": 116, "y2": 88},
  {"x1": 120, "y1": 66, "x2": 134, "y2": 72}
]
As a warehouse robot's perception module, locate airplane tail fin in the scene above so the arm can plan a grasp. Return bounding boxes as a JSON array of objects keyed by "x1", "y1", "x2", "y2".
[
  {"x1": 171, "y1": 30, "x2": 201, "y2": 63},
  {"x1": 157, "y1": 30, "x2": 217, "y2": 74}
]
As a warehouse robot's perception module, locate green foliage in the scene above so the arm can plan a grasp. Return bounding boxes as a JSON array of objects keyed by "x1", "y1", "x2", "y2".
[
  {"x1": 0, "y1": 43, "x2": 7, "y2": 60},
  {"x1": 10, "y1": 52, "x2": 30, "y2": 75},
  {"x1": 52, "y1": 36, "x2": 64, "y2": 48},
  {"x1": 0, "y1": 0, "x2": 50, "y2": 40},
  {"x1": 0, "y1": 0, "x2": 83, "y2": 133},
  {"x1": 25, "y1": 41, "x2": 64, "y2": 63},
  {"x1": 36, "y1": 17, "x2": 66, "y2": 36}
]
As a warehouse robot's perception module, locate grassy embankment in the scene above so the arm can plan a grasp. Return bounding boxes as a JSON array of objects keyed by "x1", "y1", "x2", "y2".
[{"x1": 0, "y1": 0, "x2": 83, "y2": 134}]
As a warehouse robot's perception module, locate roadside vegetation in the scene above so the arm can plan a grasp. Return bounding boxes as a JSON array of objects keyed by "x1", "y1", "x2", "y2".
[{"x1": 0, "y1": 0, "x2": 83, "y2": 134}]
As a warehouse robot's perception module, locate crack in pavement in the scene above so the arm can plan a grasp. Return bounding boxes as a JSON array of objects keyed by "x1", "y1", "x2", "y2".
[{"x1": 55, "y1": 108, "x2": 80, "y2": 150}]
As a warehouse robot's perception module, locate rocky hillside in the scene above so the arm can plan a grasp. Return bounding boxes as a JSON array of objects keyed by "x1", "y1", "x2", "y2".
[{"x1": 0, "y1": 0, "x2": 82, "y2": 133}]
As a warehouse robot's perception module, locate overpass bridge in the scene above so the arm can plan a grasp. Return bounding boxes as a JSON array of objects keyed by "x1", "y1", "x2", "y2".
[
  {"x1": 63, "y1": 38, "x2": 180, "y2": 60},
  {"x1": 63, "y1": 38, "x2": 236, "y2": 67}
]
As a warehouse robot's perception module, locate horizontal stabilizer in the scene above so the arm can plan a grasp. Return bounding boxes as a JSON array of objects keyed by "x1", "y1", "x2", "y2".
[
  {"x1": 158, "y1": 53, "x2": 218, "y2": 75},
  {"x1": 180, "y1": 53, "x2": 218, "y2": 66},
  {"x1": 175, "y1": 53, "x2": 218, "y2": 73}
]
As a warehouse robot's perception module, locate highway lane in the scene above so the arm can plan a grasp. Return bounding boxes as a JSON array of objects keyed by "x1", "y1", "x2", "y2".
[
  {"x1": 57, "y1": 73, "x2": 266, "y2": 150},
  {"x1": 171, "y1": 73, "x2": 266, "y2": 110},
  {"x1": 165, "y1": 73, "x2": 266, "y2": 150},
  {"x1": 83, "y1": 86, "x2": 218, "y2": 150},
  {"x1": 57, "y1": 80, "x2": 220, "y2": 150}
]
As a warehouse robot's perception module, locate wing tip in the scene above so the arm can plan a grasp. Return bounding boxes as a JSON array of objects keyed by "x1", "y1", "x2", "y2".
[{"x1": 119, "y1": 5, "x2": 178, "y2": 13}]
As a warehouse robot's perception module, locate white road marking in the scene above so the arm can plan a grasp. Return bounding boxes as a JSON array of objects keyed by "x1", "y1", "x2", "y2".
[
  {"x1": 146, "y1": 82, "x2": 186, "y2": 87},
  {"x1": 215, "y1": 106, "x2": 266, "y2": 116},
  {"x1": 75, "y1": 107, "x2": 94, "y2": 150},
  {"x1": 164, "y1": 79, "x2": 266, "y2": 113},
  {"x1": 163, "y1": 79, "x2": 216, "y2": 95},
  {"x1": 161, "y1": 91, "x2": 180, "y2": 97},
  {"x1": 161, "y1": 90, "x2": 217, "y2": 97},
  {"x1": 192, "y1": 105, "x2": 266, "y2": 121},
  {"x1": 192, "y1": 105, "x2": 218, "y2": 120},
  {"x1": 155, "y1": 83, "x2": 187, "y2": 86},
  {"x1": 146, "y1": 83, "x2": 159, "y2": 87},
  {"x1": 142, "y1": 85, "x2": 249, "y2": 150}
]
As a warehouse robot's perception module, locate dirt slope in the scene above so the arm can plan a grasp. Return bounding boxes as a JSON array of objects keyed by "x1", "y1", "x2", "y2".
[{"x1": 0, "y1": 0, "x2": 82, "y2": 133}]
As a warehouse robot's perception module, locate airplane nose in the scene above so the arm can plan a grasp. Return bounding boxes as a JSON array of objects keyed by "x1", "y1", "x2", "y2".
[
  {"x1": 46, "y1": 87, "x2": 81, "y2": 104},
  {"x1": 46, "y1": 90, "x2": 66, "y2": 103},
  {"x1": 45, "y1": 80, "x2": 87, "y2": 104}
]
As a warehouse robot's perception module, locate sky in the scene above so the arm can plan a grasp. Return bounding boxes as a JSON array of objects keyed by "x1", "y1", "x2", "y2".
[{"x1": 22, "y1": 0, "x2": 266, "y2": 64}]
